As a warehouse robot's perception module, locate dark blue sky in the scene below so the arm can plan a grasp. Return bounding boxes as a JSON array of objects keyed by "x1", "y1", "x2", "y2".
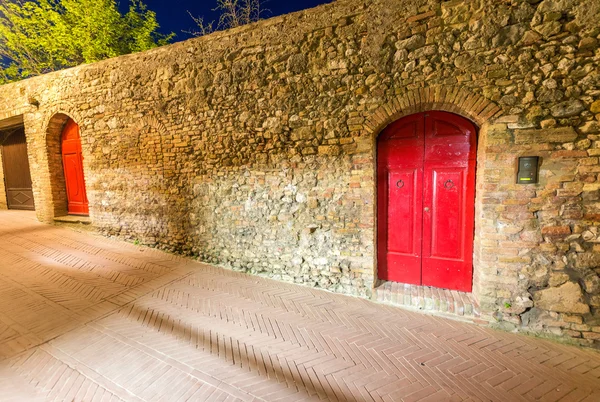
[{"x1": 119, "y1": 0, "x2": 333, "y2": 42}]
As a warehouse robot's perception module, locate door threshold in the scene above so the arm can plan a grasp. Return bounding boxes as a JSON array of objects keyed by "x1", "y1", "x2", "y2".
[
  {"x1": 373, "y1": 281, "x2": 488, "y2": 324},
  {"x1": 54, "y1": 215, "x2": 91, "y2": 224}
]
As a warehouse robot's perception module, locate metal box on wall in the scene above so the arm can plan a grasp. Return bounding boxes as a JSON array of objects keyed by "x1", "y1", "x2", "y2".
[{"x1": 517, "y1": 156, "x2": 539, "y2": 184}]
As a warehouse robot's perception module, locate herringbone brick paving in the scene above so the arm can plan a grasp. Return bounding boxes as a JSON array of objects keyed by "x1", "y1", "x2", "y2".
[{"x1": 0, "y1": 211, "x2": 599, "y2": 401}]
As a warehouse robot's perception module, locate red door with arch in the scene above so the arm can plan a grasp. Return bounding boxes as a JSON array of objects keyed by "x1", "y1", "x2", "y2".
[
  {"x1": 377, "y1": 111, "x2": 477, "y2": 292},
  {"x1": 62, "y1": 119, "x2": 89, "y2": 215}
]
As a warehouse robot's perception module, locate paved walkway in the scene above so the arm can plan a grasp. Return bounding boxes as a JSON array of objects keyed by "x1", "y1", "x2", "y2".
[{"x1": 0, "y1": 211, "x2": 599, "y2": 402}]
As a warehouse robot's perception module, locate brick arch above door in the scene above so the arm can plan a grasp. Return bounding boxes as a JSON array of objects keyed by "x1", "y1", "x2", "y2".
[
  {"x1": 43, "y1": 112, "x2": 90, "y2": 221},
  {"x1": 363, "y1": 86, "x2": 502, "y2": 140},
  {"x1": 377, "y1": 111, "x2": 478, "y2": 292},
  {"x1": 366, "y1": 86, "x2": 501, "y2": 308}
]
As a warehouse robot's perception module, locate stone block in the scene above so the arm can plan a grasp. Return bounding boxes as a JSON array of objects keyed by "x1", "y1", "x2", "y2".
[
  {"x1": 318, "y1": 145, "x2": 341, "y2": 156},
  {"x1": 583, "y1": 183, "x2": 600, "y2": 192},
  {"x1": 533, "y1": 282, "x2": 590, "y2": 315},
  {"x1": 395, "y1": 34, "x2": 425, "y2": 50},
  {"x1": 541, "y1": 225, "x2": 571, "y2": 238},
  {"x1": 514, "y1": 127, "x2": 577, "y2": 144},
  {"x1": 582, "y1": 332, "x2": 600, "y2": 340},
  {"x1": 579, "y1": 121, "x2": 600, "y2": 134},
  {"x1": 550, "y1": 100, "x2": 585, "y2": 118}
]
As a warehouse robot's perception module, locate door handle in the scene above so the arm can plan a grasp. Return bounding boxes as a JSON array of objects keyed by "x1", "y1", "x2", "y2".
[{"x1": 424, "y1": 207, "x2": 430, "y2": 212}]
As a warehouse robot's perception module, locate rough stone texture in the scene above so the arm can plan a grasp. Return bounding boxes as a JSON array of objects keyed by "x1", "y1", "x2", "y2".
[
  {"x1": 534, "y1": 282, "x2": 590, "y2": 314},
  {"x1": 515, "y1": 127, "x2": 578, "y2": 144},
  {"x1": 0, "y1": 0, "x2": 599, "y2": 346}
]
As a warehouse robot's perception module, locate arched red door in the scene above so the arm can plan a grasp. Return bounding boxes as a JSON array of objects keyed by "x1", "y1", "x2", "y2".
[
  {"x1": 377, "y1": 111, "x2": 477, "y2": 292},
  {"x1": 61, "y1": 119, "x2": 89, "y2": 215}
]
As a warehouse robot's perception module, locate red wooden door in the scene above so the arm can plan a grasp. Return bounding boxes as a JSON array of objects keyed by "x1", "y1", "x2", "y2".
[
  {"x1": 377, "y1": 112, "x2": 477, "y2": 292},
  {"x1": 61, "y1": 119, "x2": 89, "y2": 215}
]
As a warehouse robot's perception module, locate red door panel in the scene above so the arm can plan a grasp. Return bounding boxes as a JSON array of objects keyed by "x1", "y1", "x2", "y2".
[
  {"x1": 422, "y1": 112, "x2": 476, "y2": 291},
  {"x1": 385, "y1": 168, "x2": 422, "y2": 284},
  {"x1": 377, "y1": 114, "x2": 423, "y2": 283},
  {"x1": 61, "y1": 119, "x2": 89, "y2": 215},
  {"x1": 63, "y1": 154, "x2": 84, "y2": 200},
  {"x1": 421, "y1": 166, "x2": 475, "y2": 292},
  {"x1": 377, "y1": 111, "x2": 477, "y2": 292},
  {"x1": 426, "y1": 169, "x2": 465, "y2": 260}
]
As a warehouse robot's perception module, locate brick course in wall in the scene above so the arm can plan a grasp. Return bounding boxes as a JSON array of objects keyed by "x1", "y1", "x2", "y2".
[{"x1": 0, "y1": 0, "x2": 599, "y2": 347}]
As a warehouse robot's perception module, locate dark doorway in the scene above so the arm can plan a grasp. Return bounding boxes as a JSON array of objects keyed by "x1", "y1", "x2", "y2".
[{"x1": 1, "y1": 125, "x2": 35, "y2": 210}]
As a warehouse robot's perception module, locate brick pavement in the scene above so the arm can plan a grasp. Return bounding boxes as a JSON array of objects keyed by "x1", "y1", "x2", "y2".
[{"x1": 0, "y1": 210, "x2": 599, "y2": 401}]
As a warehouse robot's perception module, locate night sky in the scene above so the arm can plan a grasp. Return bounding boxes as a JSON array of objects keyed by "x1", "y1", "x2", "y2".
[{"x1": 119, "y1": 0, "x2": 333, "y2": 42}]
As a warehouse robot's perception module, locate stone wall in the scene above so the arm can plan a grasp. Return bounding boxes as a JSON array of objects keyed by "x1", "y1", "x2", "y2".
[{"x1": 0, "y1": 0, "x2": 599, "y2": 347}]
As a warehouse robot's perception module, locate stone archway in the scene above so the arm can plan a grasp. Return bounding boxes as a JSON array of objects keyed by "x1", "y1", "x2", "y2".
[
  {"x1": 376, "y1": 111, "x2": 478, "y2": 292},
  {"x1": 365, "y1": 86, "x2": 503, "y2": 313},
  {"x1": 45, "y1": 113, "x2": 80, "y2": 219}
]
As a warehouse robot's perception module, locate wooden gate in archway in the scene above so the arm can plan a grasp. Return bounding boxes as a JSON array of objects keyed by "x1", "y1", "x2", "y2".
[{"x1": 1, "y1": 125, "x2": 34, "y2": 210}]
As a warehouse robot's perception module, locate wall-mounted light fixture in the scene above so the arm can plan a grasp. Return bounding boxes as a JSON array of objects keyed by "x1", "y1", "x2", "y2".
[{"x1": 28, "y1": 96, "x2": 40, "y2": 108}]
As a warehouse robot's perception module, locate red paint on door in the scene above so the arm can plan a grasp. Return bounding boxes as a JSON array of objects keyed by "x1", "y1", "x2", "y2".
[
  {"x1": 377, "y1": 114, "x2": 424, "y2": 285},
  {"x1": 377, "y1": 112, "x2": 477, "y2": 292},
  {"x1": 62, "y1": 119, "x2": 89, "y2": 215}
]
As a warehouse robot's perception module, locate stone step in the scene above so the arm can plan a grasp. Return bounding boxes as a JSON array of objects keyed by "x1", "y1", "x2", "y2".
[
  {"x1": 372, "y1": 281, "x2": 489, "y2": 324},
  {"x1": 53, "y1": 215, "x2": 92, "y2": 225}
]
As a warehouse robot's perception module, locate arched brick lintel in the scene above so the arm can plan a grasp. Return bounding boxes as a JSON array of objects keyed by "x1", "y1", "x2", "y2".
[
  {"x1": 363, "y1": 86, "x2": 503, "y2": 138},
  {"x1": 41, "y1": 100, "x2": 84, "y2": 134}
]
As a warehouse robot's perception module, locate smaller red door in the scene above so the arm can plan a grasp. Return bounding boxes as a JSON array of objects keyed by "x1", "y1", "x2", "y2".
[{"x1": 62, "y1": 119, "x2": 89, "y2": 215}]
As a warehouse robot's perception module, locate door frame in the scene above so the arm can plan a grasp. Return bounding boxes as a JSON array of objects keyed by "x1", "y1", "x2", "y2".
[
  {"x1": 43, "y1": 113, "x2": 91, "y2": 220},
  {"x1": 375, "y1": 110, "x2": 479, "y2": 292}
]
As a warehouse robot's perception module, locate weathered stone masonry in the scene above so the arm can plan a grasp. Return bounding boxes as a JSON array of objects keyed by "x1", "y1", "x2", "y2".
[{"x1": 0, "y1": 0, "x2": 599, "y2": 346}]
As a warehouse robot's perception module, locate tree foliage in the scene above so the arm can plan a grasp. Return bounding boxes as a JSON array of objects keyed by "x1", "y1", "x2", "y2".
[
  {"x1": 0, "y1": 0, "x2": 173, "y2": 84},
  {"x1": 187, "y1": 0, "x2": 265, "y2": 37}
]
